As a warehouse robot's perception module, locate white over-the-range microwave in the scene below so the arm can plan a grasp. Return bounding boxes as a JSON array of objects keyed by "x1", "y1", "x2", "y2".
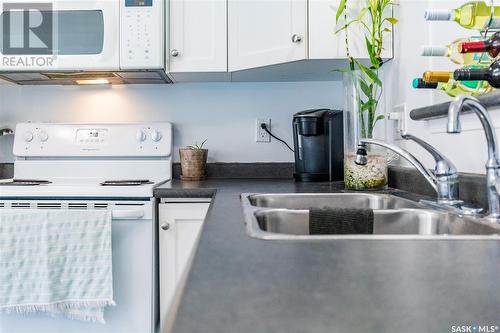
[{"x1": 0, "y1": 0, "x2": 168, "y2": 84}]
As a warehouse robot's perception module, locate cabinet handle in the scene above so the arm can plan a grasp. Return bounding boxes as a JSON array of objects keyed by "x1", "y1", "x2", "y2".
[
  {"x1": 161, "y1": 223, "x2": 170, "y2": 231},
  {"x1": 171, "y1": 49, "x2": 179, "y2": 57},
  {"x1": 291, "y1": 34, "x2": 302, "y2": 43}
]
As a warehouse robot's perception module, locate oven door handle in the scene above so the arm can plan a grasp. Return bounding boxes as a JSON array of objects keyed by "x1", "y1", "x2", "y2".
[{"x1": 111, "y1": 209, "x2": 145, "y2": 220}]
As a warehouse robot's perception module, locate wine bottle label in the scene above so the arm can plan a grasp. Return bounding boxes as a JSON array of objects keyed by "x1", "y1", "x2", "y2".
[
  {"x1": 421, "y1": 45, "x2": 447, "y2": 57},
  {"x1": 424, "y1": 9, "x2": 452, "y2": 21}
]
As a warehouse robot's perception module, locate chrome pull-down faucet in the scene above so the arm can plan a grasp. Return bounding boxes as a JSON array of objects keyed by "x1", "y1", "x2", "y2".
[
  {"x1": 356, "y1": 133, "x2": 460, "y2": 205},
  {"x1": 448, "y1": 95, "x2": 500, "y2": 221}
]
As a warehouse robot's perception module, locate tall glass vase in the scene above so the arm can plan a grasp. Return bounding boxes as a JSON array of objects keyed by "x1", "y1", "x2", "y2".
[{"x1": 343, "y1": 70, "x2": 388, "y2": 190}]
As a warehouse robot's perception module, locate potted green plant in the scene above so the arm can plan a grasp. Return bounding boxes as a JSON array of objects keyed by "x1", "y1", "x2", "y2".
[
  {"x1": 179, "y1": 139, "x2": 208, "y2": 181},
  {"x1": 335, "y1": 0, "x2": 397, "y2": 190}
]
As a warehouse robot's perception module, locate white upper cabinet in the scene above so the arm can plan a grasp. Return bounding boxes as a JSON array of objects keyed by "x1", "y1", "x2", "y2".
[
  {"x1": 228, "y1": 0, "x2": 308, "y2": 72},
  {"x1": 169, "y1": 0, "x2": 227, "y2": 72},
  {"x1": 309, "y1": 0, "x2": 345, "y2": 59},
  {"x1": 309, "y1": 0, "x2": 393, "y2": 60},
  {"x1": 167, "y1": 0, "x2": 394, "y2": 80}
]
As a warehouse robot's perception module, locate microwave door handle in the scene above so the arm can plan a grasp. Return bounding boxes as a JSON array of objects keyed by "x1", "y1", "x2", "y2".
[{"x1": 112, "y1": 209, "x2": 145, "y2": 220}]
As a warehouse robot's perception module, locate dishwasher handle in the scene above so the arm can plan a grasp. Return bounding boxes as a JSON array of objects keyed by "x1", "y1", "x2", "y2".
[{"x1": 111, "y1": 209, "x2": 145, "y2": 220}]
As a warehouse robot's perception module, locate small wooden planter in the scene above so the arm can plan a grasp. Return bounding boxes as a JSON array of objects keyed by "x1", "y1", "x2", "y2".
[{"x1": 179, "y1": 148, "x2": 208, "y2": 181}]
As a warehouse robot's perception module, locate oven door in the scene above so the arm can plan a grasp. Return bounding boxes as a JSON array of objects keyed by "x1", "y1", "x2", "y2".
[
  {"x1": 0, "y1": 199, "x2": 155, "y2": 333},
  {"x1": 0, "y1": 0, "x2": 120, "y2": 71}
]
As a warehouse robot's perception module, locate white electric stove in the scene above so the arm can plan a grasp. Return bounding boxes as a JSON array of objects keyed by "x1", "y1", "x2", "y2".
[{"x1": 0, "y1": 122, "x2": 172, "y2": 333}]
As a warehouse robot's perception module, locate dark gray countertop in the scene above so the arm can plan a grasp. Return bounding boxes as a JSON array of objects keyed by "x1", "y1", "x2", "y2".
[{"x1": 154, "y1": 180, "x2": 500, "y2": 333}]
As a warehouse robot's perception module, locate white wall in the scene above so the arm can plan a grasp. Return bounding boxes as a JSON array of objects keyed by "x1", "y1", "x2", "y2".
[{"x1": 0, "y1": 81, "x2": 340, "y2": 163}]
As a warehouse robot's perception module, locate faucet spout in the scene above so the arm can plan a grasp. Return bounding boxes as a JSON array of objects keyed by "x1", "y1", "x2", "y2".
[
  {"x1": 357, "y1": 138, "x2": 438, "y2": 194},
  {"x1": 447, "y1": 95, "x2": 500, "y2": 220}
]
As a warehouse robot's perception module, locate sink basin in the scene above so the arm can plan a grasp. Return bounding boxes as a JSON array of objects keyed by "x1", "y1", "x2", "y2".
[
  {"x1": 248, "y1": 193, "x2": 422, "y2": 210},
  {"x1": 255, "y1": 209, "x2": 500, "y2": 238},
  {"x1": 241, "y1": 193, "x2": 500, "y2": 240}
]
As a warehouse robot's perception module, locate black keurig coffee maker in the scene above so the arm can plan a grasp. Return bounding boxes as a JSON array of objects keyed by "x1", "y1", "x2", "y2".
[{"x1": 292, "y1": 109, "x2": 343, "y2": 182}]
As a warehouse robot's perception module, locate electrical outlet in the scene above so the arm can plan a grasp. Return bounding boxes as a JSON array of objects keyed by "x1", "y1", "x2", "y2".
[
  {"x1": 255, "y1": 118, "x2": 271, "y2": 143},
  {"x1": 389, "y1": 103, "x2": 406, "y2": 141}
]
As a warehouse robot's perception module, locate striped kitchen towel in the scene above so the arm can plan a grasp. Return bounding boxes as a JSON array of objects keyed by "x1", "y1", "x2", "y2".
[{"x1": 0, "y1": 209, "x2": 115, "y2": 323}]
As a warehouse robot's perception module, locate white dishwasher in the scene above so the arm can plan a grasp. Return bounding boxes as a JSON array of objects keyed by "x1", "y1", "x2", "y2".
[{"x1": 158, "y1": 198, "x2": 211, "y2": 333}]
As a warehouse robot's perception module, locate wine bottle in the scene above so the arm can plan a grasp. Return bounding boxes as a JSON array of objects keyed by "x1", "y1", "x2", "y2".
[
  {"x1": 421, "y1": 39, "x2": 492, "y2": 65},
  {"x1": 425, "y1": 1, "x2": 500, "y2": 30},
  {"x1": 459, "y1": 31, "x2": 500, "y2": 58},
  {"x1": 412, "y1": 78, "x2": 491, "y2": 97},
  {"x1": 454, "y1": 60, "x2": 500, "y2": 88}
]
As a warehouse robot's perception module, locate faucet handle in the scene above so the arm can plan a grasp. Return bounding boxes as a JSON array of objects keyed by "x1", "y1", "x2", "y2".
[{"x1": 401, "y1": 132, "x2": 457, "y2": 176}]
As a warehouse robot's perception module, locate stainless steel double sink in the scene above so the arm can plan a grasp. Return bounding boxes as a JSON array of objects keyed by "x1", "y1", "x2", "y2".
[{"x1": 241, "y1": 193, "x2": 500, "y2": 240}]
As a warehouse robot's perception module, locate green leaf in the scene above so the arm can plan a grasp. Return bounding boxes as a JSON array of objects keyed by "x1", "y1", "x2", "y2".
[
  {"x1": 361, "y1": 100, "x2": 375, "y2": 111},
  {"x1": 358, "y1": 77, "x2": 372, "y2": 98},
  {"x1": 336, "y1": 0, "x2": 346, "y2": 24},
  {"x1": 386, "y1": 17, "x2": 398, "y2": 24},
  {"x1": 334, "y1": 19, "x2": 359, "y2": 34},
  {"x1": 357, "y1": 7, "x2": 368, "y2": 21},
  {"x1": 365, "y1": 37, "x2": 378, "y2": 68},
  {"x1": 373, "y1": 114, "x2": 385, "y2": 125},
  {"x1": 383, "y1": 27, "x2": 391, "y2": 33},
  {"x1": 355, "y1": 59, "x2": 382, "y2": 85}
]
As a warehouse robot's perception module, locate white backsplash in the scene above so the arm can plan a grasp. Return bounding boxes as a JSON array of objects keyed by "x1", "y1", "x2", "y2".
[{"x1": 0, "y1": 81, "x2": 341, "y2": 163}]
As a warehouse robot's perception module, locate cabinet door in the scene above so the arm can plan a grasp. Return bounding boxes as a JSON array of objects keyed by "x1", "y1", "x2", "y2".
[
  {"x1": 159, "y1": 202, "x2": 210, "y2": 332},
  {"x1": 228, "y1": 0, "x2": 307, "y2": 71},
  {"x1": 309, "y1": 0, "x2": 393, "y2": 60},
  {"x1": 169, "y1": 0, "x2": 227, "y2": 72},
  {"x1": 309, "y1": 0, "x2": 345, "y2": 59}
]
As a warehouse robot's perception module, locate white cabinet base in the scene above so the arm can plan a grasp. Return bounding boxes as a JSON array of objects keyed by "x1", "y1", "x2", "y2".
[{"x1": 159, "y1": 201, "x2": 211, "y2": 333}]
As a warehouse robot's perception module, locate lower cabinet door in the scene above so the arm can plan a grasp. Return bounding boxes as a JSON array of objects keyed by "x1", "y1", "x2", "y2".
[{"x1": 159, "y1": 202, "x2": 210, "y2": 332}]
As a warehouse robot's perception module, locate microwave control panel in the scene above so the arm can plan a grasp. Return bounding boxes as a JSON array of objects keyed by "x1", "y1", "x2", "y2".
[{"x1": 120, "y1": 0, "x2": 163, "y2": 70}]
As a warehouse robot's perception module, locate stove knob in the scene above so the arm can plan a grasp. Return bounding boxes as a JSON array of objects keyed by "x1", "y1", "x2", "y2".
[
  {"x1": 23, "y1": 131, "x2": 34, "y2": 142},
  {"x1": 37, "y1": 131, "x2": 48, "y2": 142},
  {"x1": 151, "y1": 130, "x2": 162, "y2": 142},
  {"x1": 136, "y1": 130, "x2": 147, "y2": 142}
]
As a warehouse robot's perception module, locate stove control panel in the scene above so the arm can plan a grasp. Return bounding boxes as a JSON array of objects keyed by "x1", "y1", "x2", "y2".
[{"x1": 14, "y1": 123, "x2": 172, "y2": 157}]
